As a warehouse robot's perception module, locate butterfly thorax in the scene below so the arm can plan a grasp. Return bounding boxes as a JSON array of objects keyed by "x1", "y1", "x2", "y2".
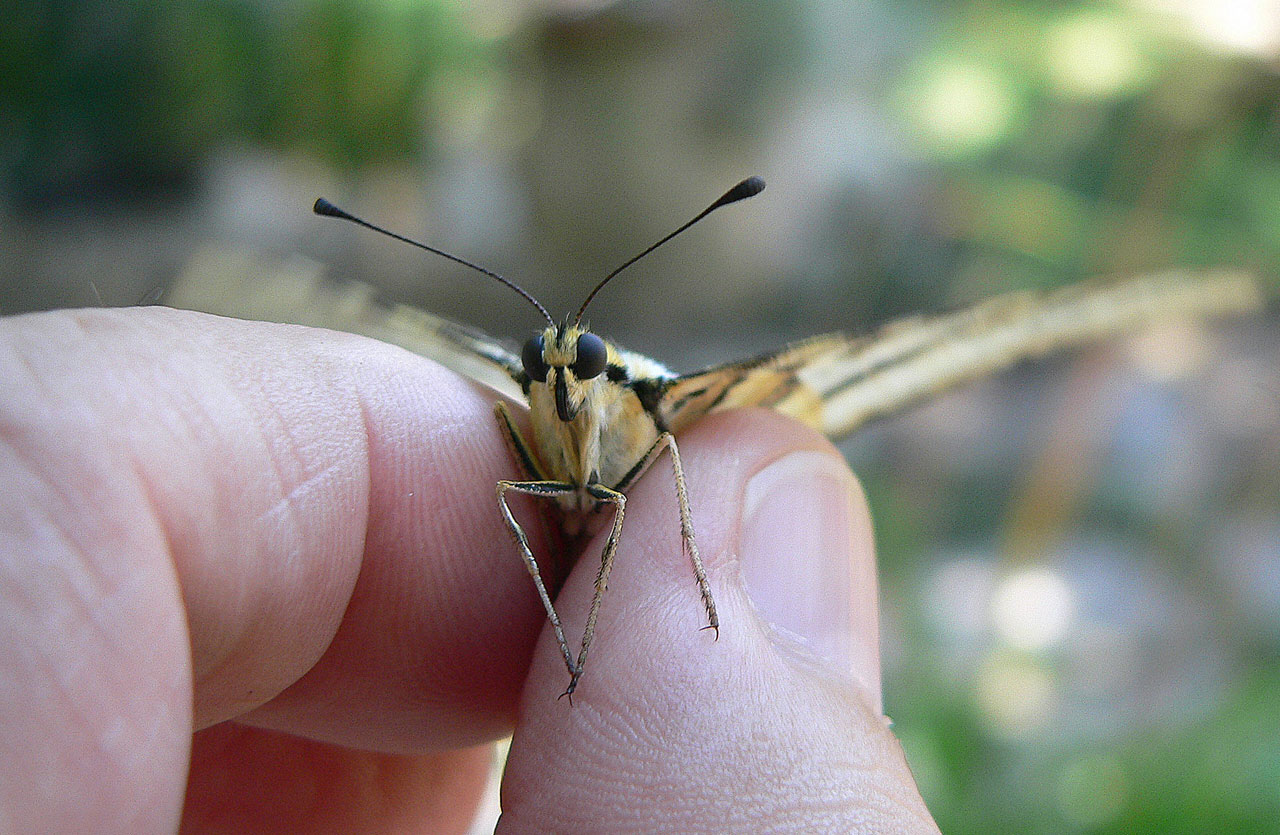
[{"x1": 525, "y1": 326, "x2": 667, "y2": 511}]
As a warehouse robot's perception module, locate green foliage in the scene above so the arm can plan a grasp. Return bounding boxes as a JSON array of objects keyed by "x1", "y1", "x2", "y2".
[
  {"x1": 896, "y1": 2, "x2": 1280, "y2": 293},
  {"x1": 0, "y1": 0, "x2": 490, "y2": 208}
]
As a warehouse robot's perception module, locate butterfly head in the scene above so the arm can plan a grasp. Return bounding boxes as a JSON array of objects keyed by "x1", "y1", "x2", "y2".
[
  {"x1": 510, "y1": 177, "x2": 763, "y2": 424},
  {"x1": 521, "y1": 323, "x2": 610, "y2": 422}
]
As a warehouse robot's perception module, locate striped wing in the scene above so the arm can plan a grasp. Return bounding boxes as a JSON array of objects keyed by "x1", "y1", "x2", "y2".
[
  {"x1": 163, "y1": 246, "x2": 526, "y2": 402},
  {"x1": 661, "y1": 270, "x2": 1265, "y2": 440}
]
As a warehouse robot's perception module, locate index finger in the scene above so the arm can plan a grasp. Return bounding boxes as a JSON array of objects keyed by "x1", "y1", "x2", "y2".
[{"x1": 3, "y1": 307, "x2": 548, "y2": 752}]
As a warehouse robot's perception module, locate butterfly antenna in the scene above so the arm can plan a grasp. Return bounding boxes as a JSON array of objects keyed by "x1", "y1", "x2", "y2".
[
  {"x1": 574, "y1": 176, "x2": 765, "y2": 325},
  {"x1": 314, "y1": 198, "x2": 554, "y2": 325}
]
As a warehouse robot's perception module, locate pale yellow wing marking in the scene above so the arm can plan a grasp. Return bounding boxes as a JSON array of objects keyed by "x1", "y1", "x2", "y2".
[
  {"x1": 164, "y1": 246, "x2": 526, "y2": 402},
  {"x1": 659, "y1": 336, "x2": 840, "y2": 433},
  {"x1": 662, "y1": 270, "x2": 1265, "y2": 440}
]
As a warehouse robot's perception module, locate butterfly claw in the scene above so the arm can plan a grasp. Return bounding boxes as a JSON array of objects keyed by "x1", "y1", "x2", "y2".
[{"x1": 557, "y1": 664, "x2": 582, "y2": 704}]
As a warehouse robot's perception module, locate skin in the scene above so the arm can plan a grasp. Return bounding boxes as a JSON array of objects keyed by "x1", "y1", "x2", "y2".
[{"x1": 0, "y1": 306, "x2": 938, "y2": 833}]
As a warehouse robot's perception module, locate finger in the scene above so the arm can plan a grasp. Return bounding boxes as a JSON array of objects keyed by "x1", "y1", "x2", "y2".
[
  {"x1": 1, "y1": 308, "x2": 546, "y2": 830},
  {"x1": 181, "y1": 724, "x2": 493, "y2": 834},
  {"x1": 499, "y1": 409, "x2": 938, "y2": 833}
]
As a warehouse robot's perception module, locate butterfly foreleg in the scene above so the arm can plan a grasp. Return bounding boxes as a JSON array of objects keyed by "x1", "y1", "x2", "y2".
[
  {"x1": 495, "y1": 401, "x2": 578, "y2": 667},
  {"x1": 614, "y1": 432, "x2": 719, "y2": 639},
  {"x1": 571, "y1": 481, "x2": 626, "y2": 698},
  {"x1": 496, "y1": 478, "x2": 579, "y2": 682},
  {"x1": 496, "y1": 401, "x2": 584, "y2": 671}
]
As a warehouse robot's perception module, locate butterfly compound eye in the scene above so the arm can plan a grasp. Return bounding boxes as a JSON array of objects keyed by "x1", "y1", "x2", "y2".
[
  {"x1": 521, "y1": 334, "x2": 549, "y2": 382},
  {"x1": 572, "y1": 332, "x2": 608, "y2": 379}
]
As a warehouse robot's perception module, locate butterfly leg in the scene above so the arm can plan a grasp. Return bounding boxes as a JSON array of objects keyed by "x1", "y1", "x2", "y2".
[
  {"x1": 614, "y1": 432, "x2": 719, "y2": 638},
  {"x1": 494, "y1": 401, "x2": 548, "y2": 480},
  {"x1": 496, "y1": 478, "x2": 579, "y2": 682},
  {"x1": 569, "y1": 482, "x2": 626, "y2": 697}
]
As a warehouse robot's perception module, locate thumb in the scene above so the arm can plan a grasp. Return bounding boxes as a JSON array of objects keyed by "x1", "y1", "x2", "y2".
[{"x1": 498, "y1": 409, "x2": 938, "y2": 834}]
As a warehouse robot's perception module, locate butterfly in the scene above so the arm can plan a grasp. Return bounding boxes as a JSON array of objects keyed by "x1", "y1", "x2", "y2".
[{"x1": 171, "y1": 178, "x2": 1266, "y2": 697}]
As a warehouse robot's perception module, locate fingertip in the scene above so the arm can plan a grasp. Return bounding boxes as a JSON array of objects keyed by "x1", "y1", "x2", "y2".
[
  {"x1": 500, "y1": 410, "x2": 928, "y2": 831},
  {"x1": 739, "y1": 446, "x2": 882, "y2": 711}
]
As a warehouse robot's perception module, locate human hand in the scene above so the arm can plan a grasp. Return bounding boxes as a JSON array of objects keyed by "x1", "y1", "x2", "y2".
[{"x1": 0, "y1": 307, "x2": 937, "y2": 833}]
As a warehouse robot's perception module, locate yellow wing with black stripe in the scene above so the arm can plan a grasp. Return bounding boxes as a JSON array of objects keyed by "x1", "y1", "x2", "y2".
[
  {"x1": 659, "y1": 270, "x2": 1264, "y2": 440},
  {"x1": 164, "y1": 250, "x2": 1264, "y2": 438}
]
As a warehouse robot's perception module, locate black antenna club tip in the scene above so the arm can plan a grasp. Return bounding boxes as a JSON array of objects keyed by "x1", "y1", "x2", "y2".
[
  {"x1": 717, "y1": 176, "x2": 766, "y2": 207},
  {"x1": 313, "y1": 197, "x2": 343, "y2": 217}
]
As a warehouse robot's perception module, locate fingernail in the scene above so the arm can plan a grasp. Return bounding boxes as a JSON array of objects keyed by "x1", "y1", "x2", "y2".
[{"x1": 740, "y1": 451, "x2": 881, "y2": 705}]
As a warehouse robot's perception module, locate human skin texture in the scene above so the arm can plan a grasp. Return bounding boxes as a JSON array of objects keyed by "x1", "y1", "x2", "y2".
[{"x1": 0, "y1": 307, "x2": 937, "y2": 833}]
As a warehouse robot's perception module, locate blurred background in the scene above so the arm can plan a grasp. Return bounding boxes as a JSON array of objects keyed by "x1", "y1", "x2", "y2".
[{"x1": 3, "y1": 0, "x2": 1279, "y2": 831}]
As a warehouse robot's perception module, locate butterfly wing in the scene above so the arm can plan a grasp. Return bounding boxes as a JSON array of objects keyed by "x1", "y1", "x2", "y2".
[
  {"x1": 370, "y1": 302, "x2": 525, "y2": 400},
  {"x1": 163, "y1": 247, "x2": 527, "y2": 402},
  {"x1": 165, "y1": 250, "x2": 1263, "y2": 436},
  {"x1": 661, "y1": 270, "x2": 1264, "y2": 440},
  {"x1": 658, "y1": 336, "x2": 844, "y2": 433}
]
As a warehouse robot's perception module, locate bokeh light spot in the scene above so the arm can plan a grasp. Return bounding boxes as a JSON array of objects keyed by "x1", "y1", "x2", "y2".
[
  {"x1": 1134, "y1": 0, "x2": 1280, "y2": 57},
  {"x1": 992, "y1": 568, "x2": 1075, "y2": 650},
  {"x1": 906, "y1": 61, "x2": 1016, "y2": 155},
  {"x1": 975, "y1": 652, "x2": 1057, "y2": 737},
  {"x1": 1046, "y1": 12, "x2": 1151, "y2": 98}
]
